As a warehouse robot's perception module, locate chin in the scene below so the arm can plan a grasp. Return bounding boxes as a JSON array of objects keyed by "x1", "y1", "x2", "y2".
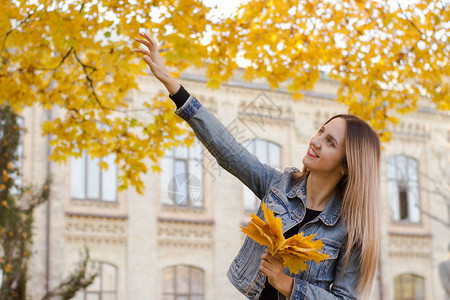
[{"x1": 301, "y1": 156, "x2": 310, "y2": 168}]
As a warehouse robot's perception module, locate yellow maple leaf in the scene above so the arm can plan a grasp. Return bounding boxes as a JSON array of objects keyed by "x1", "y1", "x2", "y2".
[
  {"x1": 241, "y1": 202, "x2": 329, "y2": 274},
  {"x1": 98, "y1": 161, "x2": 109, "y2": 170},
  {"x1": 241, "y1": 202, "x2": 284, "y2": 254}
]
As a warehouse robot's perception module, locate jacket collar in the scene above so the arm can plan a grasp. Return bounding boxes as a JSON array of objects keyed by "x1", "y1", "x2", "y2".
[{"x1": 288, "y1": 175, "x2": 342, "y2": 226}]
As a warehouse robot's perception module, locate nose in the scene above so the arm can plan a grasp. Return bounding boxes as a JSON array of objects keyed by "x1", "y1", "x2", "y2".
[{"x1": 310, "y1": 135, "x2": 321, "y2": 149}]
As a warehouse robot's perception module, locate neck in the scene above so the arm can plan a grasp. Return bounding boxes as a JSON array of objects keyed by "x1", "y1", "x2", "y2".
[{"x1": 306, "y1": 172, "x2": 342, "y2": 211}]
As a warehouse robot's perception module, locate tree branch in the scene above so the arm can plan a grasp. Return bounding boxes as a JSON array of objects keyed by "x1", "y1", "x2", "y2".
[
  {"x1": 396, "y1": 0, "x2": 447, "y2": 50},
  {"x1": 73, "y1": 49, "x2": 104, "y2": 109},
  {"x1": 41, "y1": 247, "x2": 97, "y2": 300},
  {"x1": 37, "y1": 47, "x2": 74, "y2": 72},
  {"x1": 396, "y1": 0, "x2": 425, "y2": 38},
  {"x1": 72, "y1": 50, "x2": 156, "y2": 114},
  {"x1": 1, "y1": 7, "x2": 40, "y2": 54}
]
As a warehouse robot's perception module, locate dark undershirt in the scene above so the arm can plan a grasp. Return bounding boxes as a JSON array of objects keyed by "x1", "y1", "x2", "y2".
[
  {"x1": 259, "y1": 208, "x2": 322, "y2": 300},
  {"x1": 169, "y1": 85, "x2": 190, "y2": 108},
  {"x1": 168, "y1": 86, "x2": 322, "y2": 300}
]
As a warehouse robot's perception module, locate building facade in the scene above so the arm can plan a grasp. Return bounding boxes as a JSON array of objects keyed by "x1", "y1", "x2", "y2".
[{"x1": 22, "y1": 68, "x2": 449, "y2": 300}]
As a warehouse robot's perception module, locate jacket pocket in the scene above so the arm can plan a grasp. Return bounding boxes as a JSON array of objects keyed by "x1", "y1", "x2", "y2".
[
  {"x1": 264, "y1": 187, "x2": 290, "y2": 215},
  {"x1": 304, "y1": 238, "x2": 341, "y2": 283}
]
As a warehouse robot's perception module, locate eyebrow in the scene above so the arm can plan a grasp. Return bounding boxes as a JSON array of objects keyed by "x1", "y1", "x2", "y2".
[{"x1": 321, "y1": 126, "x2": 339, "y2": 146}]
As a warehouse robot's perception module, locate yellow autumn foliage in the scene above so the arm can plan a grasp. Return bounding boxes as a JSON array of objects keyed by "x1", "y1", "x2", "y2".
[
  {"x1": 241, "y1": 202, "x2": 329, "y2": 274},
  {"x1": 1, "y1": 0, "x2": 448, "y2": 193}
]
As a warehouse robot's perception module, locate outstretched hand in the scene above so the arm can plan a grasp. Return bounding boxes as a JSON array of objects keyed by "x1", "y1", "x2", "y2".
[{"x1": 134, "y1": 32, "x2": 179, "y2": 94}]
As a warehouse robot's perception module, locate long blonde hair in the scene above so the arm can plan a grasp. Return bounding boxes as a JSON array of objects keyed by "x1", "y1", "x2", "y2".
[{"x1": 294, "y1": 114, "x2": 381, "y2": 299}]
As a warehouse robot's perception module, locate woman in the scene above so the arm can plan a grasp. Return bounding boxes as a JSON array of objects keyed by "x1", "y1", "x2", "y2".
[{"x1": 134, "y1": 32, "x2": 380, "y2": 300}]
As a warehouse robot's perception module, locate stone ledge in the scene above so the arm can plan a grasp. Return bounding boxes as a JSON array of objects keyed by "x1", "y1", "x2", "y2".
[
  {"x1": 70, "y1": 198, "x2": 120, "y2": 209},
  {"x1": 388, "y1": 232, "x2": 432, "y2": 258},
  {"x1": 65, "y1": 234, "x2": 126, "y2": 245},
  {"x1": 66, "y1": 211, "x2": 127, "y2": 219},
  {"x1": 157, "y1": 218, "x2": 214, "y2": 248},
  {"x1": 65, "y1": 214, "x2": 128, "y2": 239}
]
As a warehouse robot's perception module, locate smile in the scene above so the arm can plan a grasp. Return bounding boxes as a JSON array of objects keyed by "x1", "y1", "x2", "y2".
[{"x1": 307, "y1": 147, "x2": 319, "y2": 158}]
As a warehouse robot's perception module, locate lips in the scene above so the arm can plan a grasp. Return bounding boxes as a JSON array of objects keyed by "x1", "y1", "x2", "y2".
[{"x1": 307, "y1": 147, "x2": 319, "y2": 158}]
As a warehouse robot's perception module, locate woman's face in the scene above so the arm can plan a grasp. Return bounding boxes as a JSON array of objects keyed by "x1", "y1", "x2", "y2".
[{"x1": 302, "y1": 117, "x2": 347, "y2": 176}]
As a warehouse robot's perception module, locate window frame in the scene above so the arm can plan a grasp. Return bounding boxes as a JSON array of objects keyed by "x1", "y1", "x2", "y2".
[
  {"x1": 162, "y1": 265, "x2": 205, "y2": 299},
  {"x1": 161, "y1": 140, "x2": 204, "y2": 208},
  {"x1": 82, "y1": 261, "x2": 118, "y2": 300},
  {"x1": 387, "y1": 155, "x2": 421, "y2": 224},
  {"x1": 242, "y1": 139, "x2": 281, "y2": 212},
  {"x1": 393, "y1": 273, "x2": 425, "y2": 300},
  {"x1": 70, "y1": 151, "x2": 118, "y2": 202}
]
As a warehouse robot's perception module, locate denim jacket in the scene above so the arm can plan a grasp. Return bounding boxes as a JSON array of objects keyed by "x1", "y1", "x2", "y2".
[{"x1": 175, "y1": 96, "x2": 362, "y2": 300}]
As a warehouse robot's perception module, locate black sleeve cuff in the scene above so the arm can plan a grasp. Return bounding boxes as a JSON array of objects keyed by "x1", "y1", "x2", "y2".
[{"x1": 169, "y1": 85, "x2": 191, "y2": 109}]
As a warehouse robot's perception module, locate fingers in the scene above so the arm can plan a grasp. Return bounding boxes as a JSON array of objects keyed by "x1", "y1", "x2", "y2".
[
  {"x1": 132, "y1": 48, "x2": 154, "y2": 66},
  {"x1": 135, "y1": 37, "x2": 153, "y2": 50},
  {"x1": 133, "y1": 49, "x2": 151, "y2": 56},
  {"x1": 261, "y1": 251, "x2": 283, "y2": 264},
  {"x1": 141, "y1": 32, "x2": 157, "y2": 47},
  {"x1": 259, "y1": 263, "x2": 268, "y2": 274},
  {"x1": 137, "y1": 32, "x2": 158, "y2": 50},
  {"x1": 134, "y1": 31, "x2": 160, "y2": 58},
  {"x1": 260, "y1": 259, "x2": 271, "y2": 272},
  {"x1": 272, "y1": 254, "x2": 283, "y2": 263},
  {"x1": 260, "y1": 257, "x2": 280, "y2": 275},
  {"x1": 134, "y1": 31, "x2": 163, "y2": 69},
  {"x1": 142, "y1": 55, "x2": 154, "y2": 66},
  {"x1": 261, "y1": 249, "x2": 272, "y2": 261}
]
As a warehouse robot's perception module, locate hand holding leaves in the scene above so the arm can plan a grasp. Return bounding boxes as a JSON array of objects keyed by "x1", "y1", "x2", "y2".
[{"x1": 241, "y1": 202, "x2": 329, "y2": 274}]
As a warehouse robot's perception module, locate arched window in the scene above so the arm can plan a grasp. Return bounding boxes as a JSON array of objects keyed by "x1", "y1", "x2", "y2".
[
  {"x1": 387, "y1": 156, "x2": 420, "y2": 223},
  {"x1": 242, "y1": 139, "x2": 281, "y2": 212},
  {"x1": 394, "y1": 274, "x2": 425, "y2": 300},
  {"x1": 162, "y1": 265, "x2": 204, "y2": 299},
  {"x1": 75, "y1": 261, "x2": 118, "y2": 300},
  {"x1": 70, "y1": 152, "x2": 118, "y2": 202},
  {"x1": 161, "y1": 139, "x2": 203, "y2": 207}
]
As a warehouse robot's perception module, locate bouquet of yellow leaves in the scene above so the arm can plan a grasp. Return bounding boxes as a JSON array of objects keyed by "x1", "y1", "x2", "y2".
[{"x1": 241, "y1": 202, "x2": 329, "y2": 274}]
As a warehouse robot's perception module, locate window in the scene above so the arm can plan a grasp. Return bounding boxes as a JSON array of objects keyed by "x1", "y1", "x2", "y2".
[
  {"x1": 387, "y1": 156, "x2": 420, "y2": 223},
  {"x1": 161, "y1": 140, "x2": 203, "y2": 207},
  {"x1": 70, "y1": 152, "x2": 117, "y2": 202},
  {"x1": 75, "y1": 261, "x2": 118, "y2": 300},
  {"x1": 162, "y1": 265, "x2": 204, "y2": 300},
  {"x1": 394, "y1": 274, "x2": 425, "y2": 300},
  {"x1": 243, "y1": 139, "x2": 281, "y2": 211}
]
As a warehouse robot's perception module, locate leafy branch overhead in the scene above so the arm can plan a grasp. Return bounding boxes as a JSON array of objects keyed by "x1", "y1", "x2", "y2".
[
  {"x1": 241, "y1": 203, "x2": 329, "y2": 274},
  {"x1": 1, "y1": 0, "x2": 448, "y2": 192}
]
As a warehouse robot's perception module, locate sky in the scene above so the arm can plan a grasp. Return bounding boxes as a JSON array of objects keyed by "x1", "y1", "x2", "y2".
[{"x1": 202, "y1": 0, "x2": 249, "y2": 18}]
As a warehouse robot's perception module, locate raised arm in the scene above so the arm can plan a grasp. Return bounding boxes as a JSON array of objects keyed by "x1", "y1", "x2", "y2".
[{"x1": 134, "y1": 32, "x2": 282, "y2": 199}]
